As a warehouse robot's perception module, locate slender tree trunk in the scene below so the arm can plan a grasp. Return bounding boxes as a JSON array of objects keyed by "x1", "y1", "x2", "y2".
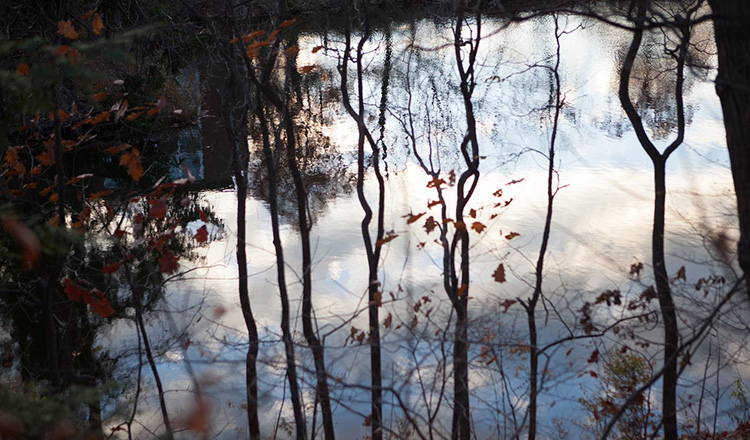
[
  {"x1": 708, "y1": 0, "x2": 750, "y2": 297},
  {"x1": 617, "y1": 2, "x2": 690, "y2": 438},
  {"x1": 233, "y1": 147, "x2": 261, "y2": 440},
  {"x1": 338, "y1": 6, "x2": 386, "y2": 438},
  {"x1": 525, "y1": 16, "x2": 563, "y2": 440},
  {"x1": 652, "y1": 158, "x2": 679, "y2": 440},
  {"x1": 282, "y1": 56, "x2": 336, "y2": 440},
  {"x1": 254, "y1": 94, "x2": 308, "y2": 440},
  {"x1": 451, "y1": 6, "x2": 481, "y2": 439}
]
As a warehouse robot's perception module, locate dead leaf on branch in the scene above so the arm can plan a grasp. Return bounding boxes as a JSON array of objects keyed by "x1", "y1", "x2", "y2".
[
  {"x1": 57, "y1": 20, "x2": 79, "y2": 40},
  {"x1": 493, "y1": 263, "x2": 506, "y2": 283},
  {"x1": 404, "y1": 212, "x2": 426, "y2": 224}
]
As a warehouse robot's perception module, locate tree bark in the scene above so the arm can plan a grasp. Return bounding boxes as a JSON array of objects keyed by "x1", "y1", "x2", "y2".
[{"x1": 708, "y1": 0, "x2": 750, "y2": 298}]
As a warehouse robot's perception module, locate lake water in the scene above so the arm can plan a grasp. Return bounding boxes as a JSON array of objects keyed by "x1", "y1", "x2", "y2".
[{"x1": 98, "y1": 9, "x2": 747, "y2": 439}]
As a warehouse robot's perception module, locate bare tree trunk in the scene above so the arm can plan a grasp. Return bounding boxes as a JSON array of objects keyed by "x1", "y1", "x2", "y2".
[
  {"x1": 451, "y1": 5, "x2": 481, "y2": 439},
  {"x1": 522, "y1": 15, "x2": 563, "y2": 440},
  {"x1": 233, "y1": 132, "x2": 261, "y2": 440},
  {"x1": 338, "y1": 5, "x2": 386, "y2": 438},
  {"x1": 253, "y1": 90, "x2": 308, "y2": 439},
  {"x1": 617, "y1": 2, "x2": 692, "y2": 438},
  {"x1": 281, "y1": 49, "x2": 336, "y2": 440},
  {"x1": 708, "y1": 0, "x2": 750, "y2": 298}
]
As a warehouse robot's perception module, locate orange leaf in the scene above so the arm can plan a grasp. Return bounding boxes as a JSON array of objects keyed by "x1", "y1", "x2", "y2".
[
  {"x1": 279, "y1": 19, "x2": 296, "y2": 28},
  {"x1": 37, "y1": 149, "x2": 55, "y2": 166},
  {"x1": 312, "y1": 45, "x2": 324, "y2": 53},
  {"x1": 57, "y1": 20, "x2": 79, "y2": 40},
  {"x1": 243, "y1": 30, "x2": 266, "y2": 41},
  {"x1": 469, "y1": 208, "x2": 477, "y2": 218},
  {"x1": 89, "y1": 111, "x2": 111, "y2": 125},
  {"x1": 81, "y1": 9, "x2": 95, "y2": 19},
  {"x1": 504, "y1": 232, "x2": 520, "y2": 240},
  {"x1": 119, "y1": 148, "x2": 143, "y2": 181},
  {"x1": 194, "y1": 225, "x2": 208, "y2": 243},
  {"x1": 493, "y1": 263, "x2": 506, "y2": 283},
  {"x1": 92, "y1": 13, "x2": 104, "y2": 35},
  {"x1": 15, "y1": 62, "x2": 29, "y2": 75},
  {"x1": 105, "y1": 143, "x2": 131, "y2": 154},
  {"x1": 90, "y1": 190, "x2": 112, "y2": 200},
  {"x1": 126, "y1": 110, "x2": 144, "y2": 121},
  {"x1": 92, "y1": 91, "x2": 106, "y2": 102},
  {"x1": 471, "y1": 222, "x2": 486, "y2": 233}
]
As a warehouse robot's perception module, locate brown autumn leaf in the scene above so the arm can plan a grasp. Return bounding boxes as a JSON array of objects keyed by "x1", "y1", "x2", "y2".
[
  {"x1": 37, "y1": 149, "x2": 55, "y2": 166},
  {"x1": 423, "y1": 216, "x2": 439, "y2": 234},
  {"x1": 119, "y1": 148, "x2": 143, "y2": 181},
  {"x1": 92, "y1": 13, "x2": 104, "y2": 35},
  {"x1": 105, "y1": 143, "x2": 131, "y2": 155},
  {"x1": 312, "y1": 45, "x2": 324, "y2": 53},
  {"x1": 92, "y1": 91, "x2": 106, "y2": 102},
  {"x1": 504, "y1": 232, "x2": 520, "y2": 240},
  {"x1": 183, "y1": 399, "x2": 211, "y2": 434},
  {"x1": 426, "y1": 176, "x2": 447, "y2": 188},
  {"x1": 383, "y1": 313, "x2": 393, "y2": 329},
  {"x1": 404, "y1": 212, "x2": 426, "y2": 224},
  {"x1": 299, "y1": 64, "x2": 316, "y2": 74},
  {"x1": 101, "y1": 262, "x2": 120, "y2": 273},
  {"x1": 471, "y1": 221, "x2": 486, "y2": 233},
  {"x1": 375, "y1": 233, "x2": 398, "y2": 247},
  {"x1": 159, "y1": 252, "x2": 179, "y2": 274},
  {"x1": 469, "y1": 208, "x2": 477, "y2": 218},
  {"x1": 670, "y1": 266, "x2": 686, "y2": 284},
  {"x1": 587, "y1": 349, "x2": 600, "y2": 364},
  {"x1": 89, "y1": 289, "x2": 114, "y2": 318},
  {"x1": 500, "y1": 299, "x2": 515, "y2": 312},
  {"x1": 194, "y1": 225, "x2": 208, "y2": 243},
  {"x1": 279, "y1": 18, "x2": 296, "y2": 28},
  {"x1": 89, "y1": 111, "x2": 111, "y2": 125},
  {"x1": 493, "y1": 263, "x2": 506, "y2": 283},
  {"x1": 149, "y1": 199, "x2": 168, "y2": 219},
  {"x1": 81, "y1": 9, "x2": 95, "y2": 19},
  {"x1": 285, "y1": 45, "x2": 299, "y2": 56},
  {"x1": 57, "y1": 20, "x2": 79, "y2": 39},
  {"x1": 15, "y1": 62, "x2": 29, "y2": 75},
  {"x1": 2, "y1": 216, "x2": 41, "y2": 269}
]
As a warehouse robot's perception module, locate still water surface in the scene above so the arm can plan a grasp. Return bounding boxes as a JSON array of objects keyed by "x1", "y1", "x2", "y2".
[{"x1": 100, "y1": 11, "x2": 745, "y2": 439}]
